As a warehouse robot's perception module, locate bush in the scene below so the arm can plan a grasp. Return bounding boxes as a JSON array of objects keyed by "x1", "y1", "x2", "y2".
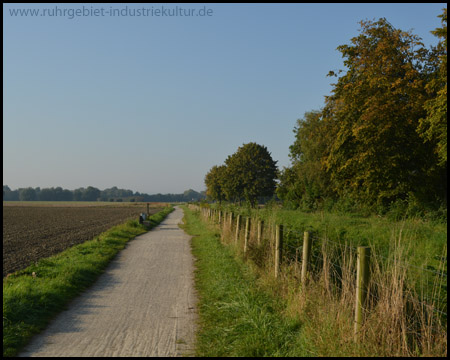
[
  {"x1": 332, "y1": 196, "x2": 358, "y2": 214},
  {"x1": 386, "y1": 198, "x2": 408, "y2": 221}
]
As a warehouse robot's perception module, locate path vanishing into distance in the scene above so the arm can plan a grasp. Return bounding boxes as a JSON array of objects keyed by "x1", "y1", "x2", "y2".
[{"x1": 18, "y1": 207, "x2": 198, "y2": 357}]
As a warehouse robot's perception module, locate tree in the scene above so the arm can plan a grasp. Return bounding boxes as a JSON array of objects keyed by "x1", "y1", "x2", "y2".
[
  {"x1": 37, "y1": 187, "x2": 73, "y2": 201},
  {"x1": 204, "y1": 165, "x2": 227, "y2": 203},
  {"x1": 276, "y1": 166, "x2": 305, "y2": 207},
  {"x1": 19, "y1": 187, "x2": 37, "y2": 201},
  {"x1": 183, "y1": 189, "x2": 205, "y2": 202},
  {"x1": 61, "y1": 189, "x2": 74, "y2": 201},
  {"x1": 73, "y1": 188, "x2": 84, "y2": 201},
  {"x1": 38, "y1": 188, "x2": 54, "y2": 201},
  {"x1": 3, "y1": 185, "x2": 19, "y2": 201},
  {"x1": 224, "y1": 143, "x2": 278, "y2": 207},
  {"x1": 418, "y1": 8, "x2": 447, "y2": 167},
  {"x1": 323, "y1": 18, "x2": 437, "y2": 207},
  {"x1": 82, "y1": 186, "x2": 101, "y2": 201},
  {"x1": 278, "y1": 110, "x2": 336, "y2": 209}
]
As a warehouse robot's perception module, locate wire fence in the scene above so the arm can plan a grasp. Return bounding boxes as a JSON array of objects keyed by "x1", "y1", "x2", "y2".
[{"x1": 189, "y1": 203, "x2": 447, "y2": 353}]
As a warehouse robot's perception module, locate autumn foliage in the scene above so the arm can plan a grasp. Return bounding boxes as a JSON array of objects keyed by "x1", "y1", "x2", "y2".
[{"x1": 278, "y1": 11, "x2": 447, "y2": 215}]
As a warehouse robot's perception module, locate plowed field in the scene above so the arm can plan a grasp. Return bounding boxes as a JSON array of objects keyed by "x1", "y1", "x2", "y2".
[{"x1": 3, "y1": 204, "x2": 162, "y2": 277}]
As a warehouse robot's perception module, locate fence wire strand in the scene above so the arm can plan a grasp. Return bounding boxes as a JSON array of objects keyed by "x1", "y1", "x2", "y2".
[{"x1": 194, "y1": 205, "x2": 448, "y2": 321}]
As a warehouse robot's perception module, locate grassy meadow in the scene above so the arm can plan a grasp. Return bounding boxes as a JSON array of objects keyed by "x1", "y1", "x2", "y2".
[{"x1": 211, "y1": 203, "x2": 447, "y2": 282}]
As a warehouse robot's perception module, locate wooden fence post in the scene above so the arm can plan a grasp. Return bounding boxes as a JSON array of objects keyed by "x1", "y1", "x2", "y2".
[
  {"x1": 257, "y1": 220, "x2": 264, "y2": 246},
  {"x1": 222, "y1": 212, "x2": 227, "y2": 230},
  {"x1": 244, "y1": 217, "x2": 251, "y2": 253},
  {"x1": 235, "y1": 215, "x2": 241, "y2": 245},
  {"x1": 354, "y1": 246, "x2": 371, "y2": 341},
  {"x1": 275, "y1": 224, "x2": 283, "y2": 278},
  {"x1": 229, "y1": 212, "x2": 234, "y2": 231},
  {"x1": 220, "y1": 211, "x2": 226, "y2": 241},
  {"x1": 301, "y1": 231, "x2": 312, "y2": 286}
]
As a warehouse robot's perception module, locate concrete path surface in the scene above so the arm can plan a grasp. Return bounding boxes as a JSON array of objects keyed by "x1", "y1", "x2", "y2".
[{"x1": 18, "y1": 206, "x2": 198, "y2": 357}]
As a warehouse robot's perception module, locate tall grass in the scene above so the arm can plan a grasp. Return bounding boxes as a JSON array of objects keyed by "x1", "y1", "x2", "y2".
[
  {"x1": 198, "y1": 204, "x2": 447, "y2": 356},
  {"x1": 3, "y1": 206, "x2": 174, "y2": 357}
]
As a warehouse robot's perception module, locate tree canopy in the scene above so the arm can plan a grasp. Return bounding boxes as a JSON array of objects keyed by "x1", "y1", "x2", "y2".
[
  {"x1": 204, "y1": 142, "x2": 278, "y2": 206},
  {"x1": 204, "y1": 165, "x2": 227, "y2": 203},
  {"x1": 278, "y1": 10, "x2": 447, "y2": 214},
  {"x1": 417, "y1": 8, "x2": 447, "y2": 167}
]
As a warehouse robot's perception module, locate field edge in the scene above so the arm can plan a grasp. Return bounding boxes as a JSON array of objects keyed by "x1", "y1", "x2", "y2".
[{"x1": 2, "y1": 205, "x2": 174, "y2": 357}]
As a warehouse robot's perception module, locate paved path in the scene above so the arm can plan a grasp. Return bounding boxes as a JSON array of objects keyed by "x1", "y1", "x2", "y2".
[{"x1": 18, "y1": 207, "x2": 197, "y2": 357}]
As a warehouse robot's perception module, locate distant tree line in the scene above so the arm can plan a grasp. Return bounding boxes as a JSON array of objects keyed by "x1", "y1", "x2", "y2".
[{"x1": 3, "y1": 185, "x2": 206, "y2": 203}]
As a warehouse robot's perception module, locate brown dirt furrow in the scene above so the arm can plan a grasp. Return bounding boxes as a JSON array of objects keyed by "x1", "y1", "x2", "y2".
[{"x1": 3, "y1": 205, "x2": 161, "y2": 277}]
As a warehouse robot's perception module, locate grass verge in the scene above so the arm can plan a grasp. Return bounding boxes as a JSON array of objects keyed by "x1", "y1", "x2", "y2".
[
  {"x1": 180, "y1": 205, "x2": 310, "y2": 357},
  {"x1": 2, "y1": 205, "x2": 174, "y2": 357}
]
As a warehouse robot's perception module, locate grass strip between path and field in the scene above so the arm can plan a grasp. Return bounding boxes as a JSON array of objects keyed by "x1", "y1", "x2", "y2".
[
  {"x1": 3, "y1": 206, "x2": 174, "y2": 357},
  {"x1": 180, "y1": 205, "x2": 310, "y2": 357}
]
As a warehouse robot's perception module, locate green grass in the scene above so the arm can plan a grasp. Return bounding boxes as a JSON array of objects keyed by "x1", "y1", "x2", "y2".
[
  {"x1": 198, "y1": 203, "x2": 447, "y2": 356},
  {"x1": 210, "y1": 203, "x2": 447, "y2": 284},
  {"x1": 180, "y1": 205, "x2": 311, "y2": 357},
  {"x1": 260, "y1": 207, "x2": 447, "y2": 313},
  {"x1": 2, "y1": 206, "x2": 174, "y2": 357}
]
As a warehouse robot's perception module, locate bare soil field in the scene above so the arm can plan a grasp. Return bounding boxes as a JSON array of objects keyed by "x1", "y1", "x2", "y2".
[
  {"x1": 3, "y1": 201, "x2": 168, "y2": 208},
  {"x1": 3, "y1": 203, "x2": 163, "y2": 277}
]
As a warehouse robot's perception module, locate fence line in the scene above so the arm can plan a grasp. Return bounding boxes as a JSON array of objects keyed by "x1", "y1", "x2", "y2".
[
  {"x1": 188, "y1": 204, "x2": 447, "y2": 327},
  {"x1": 261, "y1": 222, "x2": 446, "y2": 278},
  {"x1": 190, "y1": 203, "x2": 447, "y2": 276}
]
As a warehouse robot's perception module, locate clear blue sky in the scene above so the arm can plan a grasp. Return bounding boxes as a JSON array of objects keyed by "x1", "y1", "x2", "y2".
[{"x1": 3, "y1": 3, "x2": 446, "y2": 194}]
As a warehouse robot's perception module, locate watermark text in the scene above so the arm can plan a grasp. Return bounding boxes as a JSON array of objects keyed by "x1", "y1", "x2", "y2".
[{"x1": 7, "y1": 5, "x2": 214, "y2": 20}]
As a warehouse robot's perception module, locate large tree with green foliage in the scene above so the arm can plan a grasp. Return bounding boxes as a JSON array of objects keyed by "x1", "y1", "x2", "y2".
[
  {"x1": 204, "y1": 165, "x2": 227, "y2": 203},
  {"x1": 224, "y1": 142, "x2": 278, "y2": 207},
  {"x1": 323, "y1": 18, "x2": 441, "y2": 207},
  {"x1": 277, "y1": 110, "x2": 335, "y2": 209}
]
